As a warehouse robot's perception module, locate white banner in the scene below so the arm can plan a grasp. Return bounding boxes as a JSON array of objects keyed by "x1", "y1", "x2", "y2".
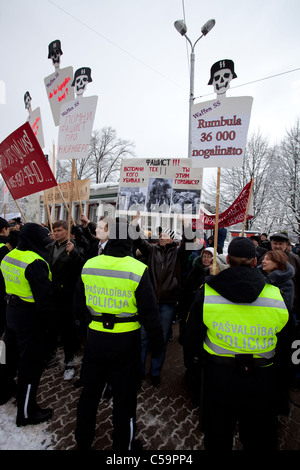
[
  {"x1": 191, "y1": 96, "x2": 253, "y2": 168},
  {"x1": 117, "y1": 158, "x2": 203, "y2": 217}
]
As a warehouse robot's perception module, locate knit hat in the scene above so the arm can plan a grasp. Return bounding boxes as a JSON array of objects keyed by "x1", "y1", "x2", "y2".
[
  {"x1": 106, "y1": 217, "x2": 132, "y2": 257},
  {"x1": 215, "y1": 253, "x2": 228, "y2": 271},
  {"x1": 0, "y1": 217, "x2": 9, "y2": 230},
  {"x1": 228, "y1": 237, "x2": 256, "y2": 258},
  {"x1": 162, "y1": 228, "x2": 175, "y2": 239}
]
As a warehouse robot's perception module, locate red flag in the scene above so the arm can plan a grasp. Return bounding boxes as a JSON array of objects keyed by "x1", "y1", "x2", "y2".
[
  {"x1": 202, "y1": 180, "x2": 254, "y2": 229},
  {"x1": 0, "y1": 122, "x2": 57, "y2": 200}
]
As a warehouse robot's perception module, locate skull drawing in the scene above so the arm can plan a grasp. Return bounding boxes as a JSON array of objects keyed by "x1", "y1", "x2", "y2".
[
  {"x1": 71, "y1": 68, "x2": 93, "y2": 97},
  {"x1": 48, "y1": 40, "x2": 63, "y2": 69},
  {"x1": 24, "y1": 91, "x2": 32, "y2": 112},
  {"x1": 208, "y1": 60, "x2": 237, "y2": 96}
]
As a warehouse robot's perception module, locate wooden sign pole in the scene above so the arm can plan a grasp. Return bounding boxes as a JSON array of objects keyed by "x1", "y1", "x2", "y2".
[
  {"x1": 241, "y1": 177, "x2": 254, "y2": 237},
  {"x1": 212, "y1": 167, "x2": 221, "y2": 275},
  {"x1": 15, "y1": 200, "x2": 27, "y2": 223},
  {"x1": 68, "y1": 159, "x2": 76, "y2": 242}
]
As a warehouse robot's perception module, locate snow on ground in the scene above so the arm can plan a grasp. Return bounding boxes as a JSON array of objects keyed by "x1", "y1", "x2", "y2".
[{"x1": 0, "y1": 399, "x2": 53, "y2": 450}]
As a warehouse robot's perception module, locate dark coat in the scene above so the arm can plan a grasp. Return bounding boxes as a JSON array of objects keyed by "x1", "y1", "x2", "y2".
[
  {"x1": 133, "y1": 236, "x2": 189, "y2": 303},
  {"x1": 46, "y1": 240, "x2": 85, "y2": 303},
  {"x1": 258, "y1": 262, "x2": 295, "y2": 313}
]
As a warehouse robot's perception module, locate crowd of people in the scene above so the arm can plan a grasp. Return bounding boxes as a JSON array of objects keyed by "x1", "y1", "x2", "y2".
[{"x1": 0, "y1": 213, "x2": 299, "y2": 450}]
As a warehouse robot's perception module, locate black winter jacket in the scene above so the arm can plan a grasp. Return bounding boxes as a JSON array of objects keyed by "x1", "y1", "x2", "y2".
[
  {"x1": 47, "y1": 240, "x2": 85, "y2": 301},
  {"x1": 133, "y1": 236, "x2": 190, "y2": 303}
]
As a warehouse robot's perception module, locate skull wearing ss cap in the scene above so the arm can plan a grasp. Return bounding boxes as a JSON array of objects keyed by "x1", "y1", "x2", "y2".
[{"x1": 208, "y1": 59, "x2": 237, "y2": 96}]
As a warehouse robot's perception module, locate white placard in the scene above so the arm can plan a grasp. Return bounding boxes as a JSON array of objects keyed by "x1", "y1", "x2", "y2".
[
  {"x1": 191, "y1": 96, "x2": 253, "y2": 168},
  {"x1": 117, "y1": 158, "x2": 203, "y2": 217},
  {"x1": 57, "y1": 95, "x2": 98, "y2": 160},
  {"x1": 44, "y1": 66, "x2": 75, "y2": 126},
  {"x1": 28, "y1": 107, "x2": 44, "y2": 149}
]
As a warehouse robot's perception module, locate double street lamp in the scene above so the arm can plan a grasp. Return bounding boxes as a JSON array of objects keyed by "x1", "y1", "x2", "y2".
[{"x1": 174, "y1": 19, "x2": 216, "y2": 158}]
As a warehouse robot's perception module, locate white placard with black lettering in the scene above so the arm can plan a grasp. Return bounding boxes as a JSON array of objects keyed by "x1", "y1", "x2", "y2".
[{"x1": 57, "y1": 95, "x2": 98, "y2": 160}]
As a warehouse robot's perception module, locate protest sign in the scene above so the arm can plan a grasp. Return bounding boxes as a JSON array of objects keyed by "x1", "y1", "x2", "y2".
[
  {"x1": 0, "y1": 122, "x2": 57, "y2": 199},
  {"x1": 44, "y1": 178, "x2": 90, "y2": 205},
  {"x1": 28, "y1": 107, "x2": 45, "y2": 149},
  {"x1": 57, "y1": 95, "x2": 98, "y2": 160},
  {"x1": 44, "y1": 66, "x2": 75, "y2": 126},
  {"x1": 24, "y1": 92, "x2": 45, "y2": 149},
  {"x1": 201, "y1": 180, "x2": 254, "y2": 228},
  {"x1": 117, "y1": 158, "x2": 203, "y2": 217},
  {"x1": 191, "y1": 96, "x2": 253, "y2": 168}
]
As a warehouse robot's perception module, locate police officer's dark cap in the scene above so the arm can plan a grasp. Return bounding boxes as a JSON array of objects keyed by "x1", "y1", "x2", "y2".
[
  {"x1": 228, "y1": 236, "x2": 256, "y2": 258},
  {"x1": 270, "y1": 232, "x2": 289, "y2": 242}
]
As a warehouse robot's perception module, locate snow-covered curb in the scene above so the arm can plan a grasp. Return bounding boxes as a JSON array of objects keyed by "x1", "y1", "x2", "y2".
[{"x1": 0, "y1": 399, "x2": 53, "y2": 450}]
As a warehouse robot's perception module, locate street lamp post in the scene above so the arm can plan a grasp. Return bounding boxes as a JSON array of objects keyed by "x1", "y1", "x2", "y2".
[{"x1": 174, "y1": 19, "x2": 215, "y2": 158}]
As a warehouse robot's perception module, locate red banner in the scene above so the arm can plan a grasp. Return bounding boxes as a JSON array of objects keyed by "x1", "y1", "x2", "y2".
[
  {"x1": 0, "y1": 122, "x2": 57, "y2": 200},
  {"x1": 203, "y1": 180, "x2": 254, "y2": 229}
]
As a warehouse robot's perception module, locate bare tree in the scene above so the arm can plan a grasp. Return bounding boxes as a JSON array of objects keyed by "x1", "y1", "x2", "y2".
[
  {"x1": 202, "y1": 131, "x2": 275, "y2": 231},
  {"x1": 56, "y1": 127, "x2": 135, "y2": 183},
  {"x1": 272, "y1": 118, "x2": 300, "y2": 237}
]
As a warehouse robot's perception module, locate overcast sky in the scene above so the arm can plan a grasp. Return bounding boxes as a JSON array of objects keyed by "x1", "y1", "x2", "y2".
[{"x1": 1, "y1": 0, "x2": 300, "y2": 185}]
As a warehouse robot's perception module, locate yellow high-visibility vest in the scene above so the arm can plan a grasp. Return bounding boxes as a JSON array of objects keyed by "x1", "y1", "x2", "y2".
[
  {"x1": 81, "y1": 254, "x2": 147, "y2": 333},
  {"x1": 0, "y1": 248, "x2": 51, "y2": 303},
  {"x1": 203, "y1": 283, "x2": 289, "y2": 359}
]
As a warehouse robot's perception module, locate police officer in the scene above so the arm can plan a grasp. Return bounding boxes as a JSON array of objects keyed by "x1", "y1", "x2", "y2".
[
  {"x1": 0, "y1": 223, "x2": 55, "y2": 426},
  {"x1": 74, "y1": 218, "x2": 164, "y2": 451},
  {"x1": 185, "y1": 236, "x2": 290, "y2": 450}
]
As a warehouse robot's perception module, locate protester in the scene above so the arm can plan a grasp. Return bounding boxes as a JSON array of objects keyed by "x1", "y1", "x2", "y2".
[
  {"x1": 46, "y1": 220, "x2": 84, "y2": 380},
  {"x1": 205, "y1": 235, "x2": 222, "y2": 254},
  {"x1": 260, "y1": 232, "x2": 271, "y2": 250},
  {"x1": 74, "y1": 218, "x2": 164, "y2": 451},
  {"x1": 0, "y1": 218, "x2": 11, "y2": 337},
  {"x1": 181, "y1": 229, "x2": 204, "y2": 282},
  {"x1": 185, "y1": 236, "x2": 290, "y2": 450},
  {"x1": 132, "y1": 216, "x2": 192, "y2": 387},
  {"x1": 249, "y1": 235, "x2": 268, "y2": 264},
  {"x1": 259, "y1": 250, "x2": 295, "y2": 312},
  {"x1": 0, "y1": 223, "x2": 55, "y2": 426},
  {"x1": 258, "y1": 249, "x2": 296, "y2": 413},
  {"x1": 80, "y1": 214, "x2": 111, "y2": 259},
  {"x1": 270, "y1": 232, "x2": 300, "y2": 327},
  {"x1": 178, "y1": 247, "x2": 216, "y2": 350}
]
